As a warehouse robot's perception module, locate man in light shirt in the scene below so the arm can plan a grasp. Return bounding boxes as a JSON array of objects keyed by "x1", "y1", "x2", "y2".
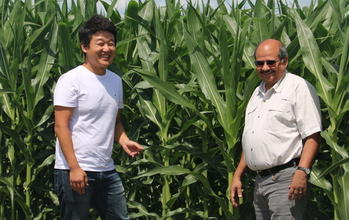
[
  {"x1": 54, "y1": 15, "x2": 143, "y2": 219},
  {"x1": 230, "y1": 39, "x2": 322, "y2": 219}
]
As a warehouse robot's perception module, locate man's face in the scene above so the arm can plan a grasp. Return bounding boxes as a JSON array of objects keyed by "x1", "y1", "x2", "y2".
[
  {"x1": 255, "y1": 42, "x2": 288, "y2": 90},
  {"x1": 81, "y1": 30, "x2": 116, "y2": 75}
]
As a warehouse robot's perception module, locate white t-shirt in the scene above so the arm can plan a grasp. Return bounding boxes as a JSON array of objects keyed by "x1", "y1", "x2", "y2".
[
  {"x1": 54, "y1": 65, "x2": 124, "y2": 171},
  {"x1": 242, "y1": 72, "x2": 322, "y2": 171}
]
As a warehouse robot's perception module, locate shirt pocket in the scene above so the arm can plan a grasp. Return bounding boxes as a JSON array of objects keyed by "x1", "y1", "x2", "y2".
[
  {"x1": 263, "y1": 101, "x2": 293, "y2": 133},
  {"x1": 243, "y1": 104, "x2": 259, "y2": 131},
  {"x1": 246, "y1": 104, "x2": 258, "y2": 116}
]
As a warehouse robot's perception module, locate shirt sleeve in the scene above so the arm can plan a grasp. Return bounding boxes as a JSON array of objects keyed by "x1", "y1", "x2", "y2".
[
  {"x1": 54, "y1": 73, "x2": 78, "y2": 107},
  {"x1": 295, "y1": 82, "x2": 322, "y2": 139}
]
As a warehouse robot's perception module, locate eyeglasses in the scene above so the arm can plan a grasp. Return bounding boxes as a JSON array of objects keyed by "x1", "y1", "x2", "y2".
[{"x1": 255, "y1": 59, "x2": 281, "y2": 67}]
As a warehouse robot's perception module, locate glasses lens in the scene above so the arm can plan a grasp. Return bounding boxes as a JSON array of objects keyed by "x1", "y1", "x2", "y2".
[
  {"x1": 266, "y1": 60, "x2": 277, "y2": 65},
  {"x1": 255, "y1": 59, "x2": 279, "y2": 67},
  {"x1": 256, "y1": 61, "x2": 264, "y2": 66}
]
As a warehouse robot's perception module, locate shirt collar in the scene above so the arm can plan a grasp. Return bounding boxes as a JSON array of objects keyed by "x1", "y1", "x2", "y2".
[{"x1": 258, "y1": 71, "x2": 288, "y2": 95}]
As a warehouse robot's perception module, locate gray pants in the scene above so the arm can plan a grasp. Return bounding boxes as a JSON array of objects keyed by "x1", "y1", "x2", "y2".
[{"x1": 254, "y1": 166, "x2": 309, "y2": 220}]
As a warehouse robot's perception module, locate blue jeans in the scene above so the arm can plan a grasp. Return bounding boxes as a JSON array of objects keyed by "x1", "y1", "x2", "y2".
[
  {"x1": 54, "y1": 169, "x2": 130, "y2": 220},
  {"x1": 254, "y1": 166, "x2": 309, "y2": 220}
]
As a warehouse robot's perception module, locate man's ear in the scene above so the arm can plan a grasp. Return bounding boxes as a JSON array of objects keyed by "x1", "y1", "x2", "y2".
[
  {"x1": 81, "y1": 43, "x2": 88, "y2": 53},
  {"x1": 281, "y1": 56, "x2": 288, "y2": 67}
]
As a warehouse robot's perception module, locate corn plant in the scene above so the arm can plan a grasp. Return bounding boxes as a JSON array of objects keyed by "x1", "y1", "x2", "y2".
[
  {"x1": 0, "y1": 0, "x2": 58, "y2": 219},
  {"x1": 287, "y1": 1, "x2": 349, "y2": 219}
]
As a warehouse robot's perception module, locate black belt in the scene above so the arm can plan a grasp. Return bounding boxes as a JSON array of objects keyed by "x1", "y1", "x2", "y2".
[{"x1": 256, "y1": 158, "x2": 300, "y2": 177}]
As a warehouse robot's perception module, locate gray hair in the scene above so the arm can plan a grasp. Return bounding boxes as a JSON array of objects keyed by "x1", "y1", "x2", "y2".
[{"x1": 278, "y1": 44, "x2": 288, "y2": 60}]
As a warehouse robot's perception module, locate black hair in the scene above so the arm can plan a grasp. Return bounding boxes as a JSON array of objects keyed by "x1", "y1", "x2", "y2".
[{"x1": 79, "y1": 15, "x2": 117, "y2": 48}]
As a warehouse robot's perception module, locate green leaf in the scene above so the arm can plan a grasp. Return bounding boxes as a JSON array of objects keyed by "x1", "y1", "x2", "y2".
[
  {"x1": 134, "y1": 69, "x2": 196, "y2": 110},
  {"x1": 0, "y1": 89, "x2": 14, "y2": 96},
  {"x1": 293, "y1": 9, "x2": 333, "y2": 106},
  {"x1": 183, "y1": 22, "x2": 226, "y2": 127},
  {"x1": 58, "y1": 22, "x2": 77, "y2": 73}
]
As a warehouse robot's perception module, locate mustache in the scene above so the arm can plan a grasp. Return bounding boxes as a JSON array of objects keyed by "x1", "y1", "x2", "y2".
[{"x1": 260, "y1": 70, "x2": 274, "y2": 74}]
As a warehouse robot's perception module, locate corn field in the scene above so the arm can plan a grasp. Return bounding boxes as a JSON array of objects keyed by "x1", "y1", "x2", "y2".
[{"x1": 0, "y1": 0, "x2": 349, "y2": 219}]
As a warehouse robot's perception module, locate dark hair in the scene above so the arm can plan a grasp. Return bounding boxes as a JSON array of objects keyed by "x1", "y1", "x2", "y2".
[{"x1": 79, "y1": 15, "x2": 117, "y2": 48}]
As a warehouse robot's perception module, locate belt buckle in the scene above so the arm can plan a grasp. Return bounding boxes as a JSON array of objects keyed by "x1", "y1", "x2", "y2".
[
  {"x1": 256, "y1": 169, "x2": 272, "y2": 177},
  {"x1": 256, "y1": 170, "x2": 263, "y2": 177}
]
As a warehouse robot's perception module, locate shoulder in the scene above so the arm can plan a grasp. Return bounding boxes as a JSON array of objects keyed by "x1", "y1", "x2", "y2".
[
  {"x1": 285, "y1": 72, "x2": 310, "y2": 84},
  {"x1": 284, "y1": 73, "x2": 319, "y2": 103},
  {"x1": 58, "y1": 66, "x2": 84, "y2": 81},
  {"x1": 285, "y1": 72, "x2": 315, "y2": 89},
  {"x1": 106, "y1": 69, "x2": 122, "y2": 81}
]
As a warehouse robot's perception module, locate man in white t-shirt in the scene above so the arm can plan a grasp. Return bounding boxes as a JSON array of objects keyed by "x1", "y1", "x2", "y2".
[
  {"x1": 230, "y1": 39, "x2": 322, "y2": 219},
  {"x1": 54, "y1": 15, "x2": 143, "y2": 220}
]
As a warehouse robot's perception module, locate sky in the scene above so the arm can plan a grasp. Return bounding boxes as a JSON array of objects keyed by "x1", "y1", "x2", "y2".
[{"x1": 103, "y1": 0, "x2": 313, "y2": 16}]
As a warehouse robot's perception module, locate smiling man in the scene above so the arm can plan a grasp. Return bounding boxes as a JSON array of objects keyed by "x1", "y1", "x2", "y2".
[
  {"x1": 230, "y1": 39, "x2": 322, "y2": 219},
  {"x1": 53, "y1": 15, "x2": 143, "y2": 220}
]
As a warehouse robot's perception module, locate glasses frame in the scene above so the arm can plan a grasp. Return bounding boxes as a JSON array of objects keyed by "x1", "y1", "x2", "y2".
[{"x1": 255, "y1": 58, "x2": 281, "y2": 67}]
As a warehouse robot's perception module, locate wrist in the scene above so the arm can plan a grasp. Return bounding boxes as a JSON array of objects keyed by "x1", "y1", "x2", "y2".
[
  {"x1": 233, "y1": 174, "x2": 243, "y2": 181},
  {"x1": 297, "y1": 166, "x2": 311, "y2": 175},
  {"x1": 69, "y1": 162, "x2": 81, "y2": 171}
]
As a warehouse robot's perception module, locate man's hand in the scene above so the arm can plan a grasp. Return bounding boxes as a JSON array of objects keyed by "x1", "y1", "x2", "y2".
[
  {"x1": 230, "y1": 152, "x2": 248, "y2": 207},
  {"x1": 121, "y1": 140, "x2": 143, "y2": 157},
  {"x1": 69, "y1": 166, "x2": 89, "y2": 194},
  {"x1": 288, "y1": 170, "x2": 308, "y2": 200},
  {"x1": 230, "y1": 178, "x2": 243, "y2": 207}
]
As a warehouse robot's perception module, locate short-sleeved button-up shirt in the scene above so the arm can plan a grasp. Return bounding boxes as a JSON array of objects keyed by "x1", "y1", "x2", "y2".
[{"x1": 242, "y1": 72, "x2": 322, "y2": 171}]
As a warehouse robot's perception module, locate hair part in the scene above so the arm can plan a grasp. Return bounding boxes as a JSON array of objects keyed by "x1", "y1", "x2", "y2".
[{"x1": 79, "y1": 15, "x2": 117, "y2": 48}]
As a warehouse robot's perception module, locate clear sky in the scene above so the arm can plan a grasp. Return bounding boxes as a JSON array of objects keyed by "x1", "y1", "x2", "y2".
[{"x1": 105, "y1": 0, "x2": 313, "y2": 16}]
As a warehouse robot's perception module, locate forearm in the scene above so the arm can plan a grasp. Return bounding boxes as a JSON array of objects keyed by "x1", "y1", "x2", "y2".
[
  {"x1": 288, "y1": 132, "x2": 321, "y2": 200},
  {"x1": 233, "y1": 152, "x2": 249, "y2": 180},
  {"x1": 114, "y1": 120, "x2": 130, "y2": 145},
  {"x1": 54, "y1": 106, "x2": 80, "y2": 170},
  {"x1": 113, "y1": 110, "x2": 143, "y2": 157},
  {"x1": 114, "y1": 110, "x2": 130, "y2": 145},
  {"x1": 298, "y1": 132, "x2": 321, "y2": 168},
  {"x1": 55, "y1": 127, "x2": 80, "y2": 170}
]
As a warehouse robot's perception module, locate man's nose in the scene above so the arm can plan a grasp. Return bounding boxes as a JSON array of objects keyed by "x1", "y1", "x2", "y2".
[
  {"x1": 102, "y1": 44, "x2": 111, "y2": 51},
  {"x1": 261, "y1": 62, "x2": 270, "y2": 71}
]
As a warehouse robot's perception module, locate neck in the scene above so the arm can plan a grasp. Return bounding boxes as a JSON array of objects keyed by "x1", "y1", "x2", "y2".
[
  {"x1": 82, "y1": 63, "x2": 106, "y2": 75},
  {"x1": 265, "y1": 84, "x2": 272, "y2": 91}
]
